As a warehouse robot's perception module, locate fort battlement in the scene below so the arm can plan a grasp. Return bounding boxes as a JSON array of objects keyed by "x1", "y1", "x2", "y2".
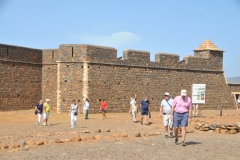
[{"x1": 0, "y1": 40, "x2": 239, "y2": 112}]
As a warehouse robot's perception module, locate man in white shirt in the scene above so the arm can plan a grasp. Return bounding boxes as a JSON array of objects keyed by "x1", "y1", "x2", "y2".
[
  {"x1": 84, "y1": 98, "x2": 90, "y2": 119},
  {"x1": 159, "y1": 92, "x2": 174, "y2": 138},
  {"x1": 238, "y1": 96, "x2": 240, "y2": 109}
]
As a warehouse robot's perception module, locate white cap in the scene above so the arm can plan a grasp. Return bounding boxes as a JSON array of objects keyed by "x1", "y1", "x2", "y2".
[
  {"x1": 181, "y1": 90, "x2": 187, "y2": 96},
  {"x1": 46, "y1": 99, "x2": 51, "y2": 102},
  {"x1": 164, "y1": 92, "x2": 170, "y2": 96}
]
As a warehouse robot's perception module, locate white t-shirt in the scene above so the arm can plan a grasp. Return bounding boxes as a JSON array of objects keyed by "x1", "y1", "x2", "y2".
[
  {"x1": 84, "y1": 101, "x2": 90, "y2": 110},
  {"x1": 160, "y1": 99, "x2": 173, "y2": 115},
  {"x1": 238, "y1": 99, "x2": 240, "y2": 104},
  {"x1": 71, "y1": 104, "x2": 78, "y2": 115},
  {"x1": 130, "y1": 99, "x2": 136, "y2": 106}
]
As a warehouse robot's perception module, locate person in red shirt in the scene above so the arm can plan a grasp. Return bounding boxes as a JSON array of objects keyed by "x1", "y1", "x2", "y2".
[{"x1": 100, "y1": 99, "x2": 107, "y2": 120}]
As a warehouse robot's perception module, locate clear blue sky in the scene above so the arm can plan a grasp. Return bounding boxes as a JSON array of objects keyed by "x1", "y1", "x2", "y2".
[{"x1": 0, "y1": 0, "x2": 240, "y2": 77}]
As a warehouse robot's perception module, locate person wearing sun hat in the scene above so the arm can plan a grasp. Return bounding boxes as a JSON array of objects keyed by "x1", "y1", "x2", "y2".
[
  {"x1": 43, "y1": 99, "x2": 51, "y2": 126},
  {"x1": 159, "y1": 92, "x2": 174, "y2": 138},
  {"x1": 170, "y1": 89, "x2": 192, "y2": 146}
]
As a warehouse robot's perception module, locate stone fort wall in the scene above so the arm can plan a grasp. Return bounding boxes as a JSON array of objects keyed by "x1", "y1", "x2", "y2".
[
  {"x1": 0, "y1": 44, "x2": 42, "y2": 110},
  {"x1": 0, "y1": 41, "x2": 240, "y2": 111}
]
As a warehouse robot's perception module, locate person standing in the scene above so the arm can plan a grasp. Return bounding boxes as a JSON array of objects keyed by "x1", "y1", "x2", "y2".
[
  {"x1": 35, "y1": 100, "x2": 43, "y2": 126},
  {"x1": 140, "y1": 97, "x2": 149, "y2": 125},
  {"x1": 170, "y1": 89, "x2": 192, "y2": 146},
  {"x1": 130, "y1": 96, "x2": 138, "y2": 123},
  {"x1": 83, "y1": 98, "x2": 90, "y2": 119},
  {"x1": 129, "y1": 94, "x2": 137, "y2": 114},
  {"x1": 100, "y1": 99, "x2": 107, "y2": 120},
  {"x1": 43, "y1": 99, "x2": 51, "y2": 126},
  {"x1": 238, "y1": 96, "x2": 240, "y2": 109},
  {"x1": 69, "y1": 100, "x2": 79, "y2": 128},
  {"x1": 159, "y1": 92, "x2": 174, "y2": 138}
]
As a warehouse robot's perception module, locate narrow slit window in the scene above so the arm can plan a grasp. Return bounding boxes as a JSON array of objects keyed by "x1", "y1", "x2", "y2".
[{"x1": 72, "y1": 47, "x2": 74, "y2": 57}]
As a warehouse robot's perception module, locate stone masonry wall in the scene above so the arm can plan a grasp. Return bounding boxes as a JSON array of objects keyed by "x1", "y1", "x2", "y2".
[
  {"x1": 42, "y1": 49, "x2": 59, "y2": 110},
  {"x1": 0, "y1": 44, "x2": 42, "y2": 110}
]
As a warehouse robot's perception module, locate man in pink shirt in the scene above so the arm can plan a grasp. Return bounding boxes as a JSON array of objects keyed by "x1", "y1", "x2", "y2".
[{"x1": 170, "y1": 89, "x2": 192, "y2": 146}]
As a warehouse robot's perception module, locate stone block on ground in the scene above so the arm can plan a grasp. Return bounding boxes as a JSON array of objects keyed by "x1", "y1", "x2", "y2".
[
  {"x1": 95, "y1": 135, "x2": 102, "y2": 140},
  {"x1": 121, "y1": 133, "x2": 128, "y2": 137},
  {"x1": 135, "y1": 132, "x2": 141, "y2": 137},
  {"x1": 27, "y1": 140, "x2": 35, "y2": 145},
  {"x1": 229, "y1": 130, "x2": 237, "y2": 134},
  {"x1": 0, "y1": 143, "x2": 8, "y2": 149},
  {"x1": 9, "y1": 142, "x2": 20, "y2": 148},
  {"x1": 215, "y1": 128, "x2": 220, "y2": 133},
  {"x1": 36, "y1": 140, "x2": 44, "y2": 145},
  {"x1": 55, "y1": 138, "x2": 62, "y2": 143},
  {"x1": 220, "y1": 129, "x2": 227, "y2": 134}
]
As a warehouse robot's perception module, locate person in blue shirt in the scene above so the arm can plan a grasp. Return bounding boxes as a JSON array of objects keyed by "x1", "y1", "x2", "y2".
[
  {"x1": 140, "y1": 97, "x2": 149, "y2": 125},
  {"x1": 35, "y1": 100, "x2": 43, "y2": 126}
]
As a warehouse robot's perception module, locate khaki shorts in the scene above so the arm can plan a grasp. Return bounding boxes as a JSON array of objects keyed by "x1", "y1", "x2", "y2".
[{"x1": 163, "y1": 114, "x2": 173, "y2": 127}]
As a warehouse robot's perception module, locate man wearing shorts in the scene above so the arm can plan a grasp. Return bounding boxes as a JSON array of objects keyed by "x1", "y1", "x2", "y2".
[
  {"x1": 170, "y1": 89, "x2": 192, "y2": 146},
  {"x1": 140, "y1": 97, "x2": 149, "y2": 125},
  {"x1": 43, "y1": 99, "x2": 51, "y2": 126},
  {"x1": 159, "y1": 92, "x2": 173, "y2": 138},
  {"x1": 100, "y1": 99, "x2": 107, "y2": 120}
]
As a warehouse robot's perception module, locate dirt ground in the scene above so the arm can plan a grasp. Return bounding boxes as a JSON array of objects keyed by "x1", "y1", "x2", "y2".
[{"x1": 0, "y1": 109, "x2": 240, "y2": 159}]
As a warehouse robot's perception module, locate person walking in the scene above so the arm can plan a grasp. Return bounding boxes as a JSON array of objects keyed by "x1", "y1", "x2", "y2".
[
  {"x1": 238, "y1": 96, "x2": 240, "y2": 109},
  {"x1": 170, "y1": 89, "x2": 192, "y2": 146},
  {"x1": 130, "y1": 96, "x2": 138, "y2": 123},
  {"x1": 35, "y1": 100, "x2": 43, "y2": 126},
  {"x1": 43, "y1": 99, "x2": 51, "y2": 126},
  {"x1": 69, "y1": 100, "x2": 79, "y2": 128},
  {"x1": 140, "y1": 97, "x2": 149, "y2": 125},
  {"x1": 83, "y1": 98, "x2": 90, "y2": 119},
  {"x1": 100, "y1": 99, "x2": 107, "y2": 120},
  {"x1": 159, "y1": 92, "x2": 174, "y2": 138}
]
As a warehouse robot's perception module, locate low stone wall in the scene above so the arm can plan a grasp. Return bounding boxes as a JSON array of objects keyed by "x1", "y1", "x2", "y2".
[{"x1": 195, "y1": 122, "x2": 240, "y2": 134}]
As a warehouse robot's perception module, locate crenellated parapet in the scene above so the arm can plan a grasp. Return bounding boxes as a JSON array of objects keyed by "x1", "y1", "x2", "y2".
[
  {"x1": 55, "y1": 39, "x2": 223, "y2": 71},
  {"x1": 0, "y1": 43, "x2": 42, "y2": 64}
]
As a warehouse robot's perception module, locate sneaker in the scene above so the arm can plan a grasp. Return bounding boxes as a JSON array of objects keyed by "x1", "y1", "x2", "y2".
[
  {"x1": 170, "y1": 132, "x2": 173, "y2": 138},
  {"x1": 164, "y1": 134, "x2": 168, "y2": 138},
  {"x1": 36, "y1": 122, "x2": 39, "y2": 126},
  {"x1": 43, "y1": 122, "x2": 46, "y2": 126},
  {"x1": 181, "y1": 141, "x2": 186, "y2": 146},
  {"x1": 175, "y1": 138, "x2": 178, "y2": 145},
  {"x1": 46, "y1": 123, "x2": 50, "y2": 126},
  {"x1": 71, "y1": 126, "x2": 74, "y2": 128}
]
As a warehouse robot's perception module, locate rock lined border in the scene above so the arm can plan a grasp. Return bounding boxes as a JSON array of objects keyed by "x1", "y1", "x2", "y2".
[
  {"x1": 0, "y1": 130, "x2": 162, "y2": 152},
  {"x1": 195, "y1": 122, "x2": 240, "y2": 134}
]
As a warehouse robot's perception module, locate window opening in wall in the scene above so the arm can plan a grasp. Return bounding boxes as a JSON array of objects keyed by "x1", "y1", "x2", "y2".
[
  {"x1": 88, "y1": 66, "x2": 89, "y2": 68},
  {"x1": 118, "y1": 98, "x2": 121, "y2": 101},
  {"x1": 79, "y1": 80, "x2": 82, "y2": 83},
  {"x1": 152, "y1": 98, "x2": 154, "y2": 100},
  {"x1": 148, "y1": 83, "x2": 150, "y2": 86},
  {"x1": 72, "y1": 47, "x2": 74, "y2": 57},
  {"x1": 99, "y1": 66, "x2": 101, "y2": 69},
  {"x1": 99, "y1": 99, "x2": 102, "y2": 102},
  {"x1": 48, "y1": 67, "x2": 51, "y2": 69},
  {"x1": 15, "y1": 80, "x2": 18, "y2": 83},
  {"x1": 35, "y1": 81, "x2": 38, "y2": 83},
  {"x1": 65, "y1": 80, "x2": 67, "y2": 82},
  {"x1": 88, "y1": 81, "x2": 90, "y2": 83},
  {"x1": 113, "y1": 67, "x2": 115, "y2": 69},
  {"x1": 81, "y1": 66, "x2": 83, "y2": 68},
  {"x1": 17, "y1": 94, "x2": 20, "y2": 98},
  {"x1": 12, "y1": 64, "x2": 15, "y2": 67},
  {"x1": 104, "y1": 82, "x2": 107, "y2": 84},
  {"x1": 52, "y1": 51, "x2": 54, "y2": 60},
  {"x1": 6, "y1": 46, "x2": 8, "y2": 56},
  {"x1": 128, "y1": 68, "x2": 131, "y2": 70},
  {"x1": 132, "y1": 83, "x2": 134, "y2": 85},
  {"x1": 66, "y1": 65, "x2": 69, "y2": 67},
  {"x1": 118, "y1": 82, "x2": 120, "y2": 85},
  {"x1": 63, "y1": 100, "x2": 65, "y2": 102},
  {"x1": 78, "y1": 100, "x2": 81, "y2": 102}
]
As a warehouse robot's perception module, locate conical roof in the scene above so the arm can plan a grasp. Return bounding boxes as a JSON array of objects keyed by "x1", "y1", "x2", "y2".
[{"x1": 195, "y1": 39, "x2": 222, "y2": 51}]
